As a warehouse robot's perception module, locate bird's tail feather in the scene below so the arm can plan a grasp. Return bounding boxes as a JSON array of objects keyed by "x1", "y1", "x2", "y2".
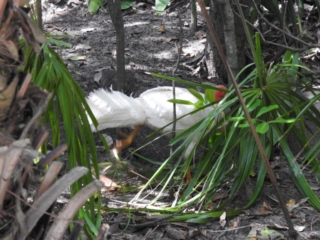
[{"x1": 86, "y1": 89, "x2": 146, "y2": 131}]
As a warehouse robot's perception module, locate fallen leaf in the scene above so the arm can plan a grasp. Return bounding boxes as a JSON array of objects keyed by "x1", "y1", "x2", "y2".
[
  {"x1": 311, "y1": 186, "x2": 320, "y2": 191},
  {"x1": 165, "y1": 37, "x2": 179, "y2": 42},
  {"x1": 219, "y1": 211, "x2": 226, "y2": 227},
  {"x1": 246, "y1": 224, "x2": 284, "y2": 240},
  {"x1": 230, "y1": 218, "x2": 238, "y2": 228},
  {"x1": 75, "y1": 44, "x2": 92, "y2": 50},
  {"x1": 194, "y1": 30, "x2": 206, "y2": 39},
  {"x1": 260, "y1": 225, "x2": 284, "y2": 239},
  {"x1": 211, "y1": 192, "x2": 228, "y2": 202},
  {"x1": 99, "y1": 175, "x2": 117, "y2": 191},
  {"x1": 55, "y1": 10, "x2": 67, "y2": 16},
  {"x1": 158, "y1": 25, "x2": 166, "y2": 34},
  {"x1": 166, "y1": 225, "x2": 186, "y2": 239},
  {"x1": 188, "y1": 229, "x2": 200, "y2": 238},
  {"x1": 286, "y1": 199, "x2": 296, "y2": 206},
  {"x1": 81, "y1": 27, "x2": 95, "y2": 32},
  {"x1": 69, "y1": 56, "x2": 87, "y2": 61},
  {"x1": 94, "y1": 71, "x2": 102, "y2": 83},
  {"x1": 294, "y1": 225, "x2": 306, "y2": 232},
  {"x1": 68, "y1": 0, "x2": 81, "y2": 5},
  {"x1": 257, "y1": 202, "x2": 272, "y2": 215},
  {"x1": 263, "y1": 201, "x2": 272, "y2": 210},
  {"x1": 273, "y1": 223, "x2": 288, "y2": 230}
]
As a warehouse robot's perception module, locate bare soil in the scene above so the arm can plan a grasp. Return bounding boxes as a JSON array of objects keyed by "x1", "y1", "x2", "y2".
[{"x1": 44, "y1": 0, "x2": 320, "y2": 239}]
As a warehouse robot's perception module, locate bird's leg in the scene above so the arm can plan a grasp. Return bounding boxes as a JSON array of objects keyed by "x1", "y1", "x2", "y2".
[{"x1": 115, "y1": 125, "x2": 142, "y2": 152}]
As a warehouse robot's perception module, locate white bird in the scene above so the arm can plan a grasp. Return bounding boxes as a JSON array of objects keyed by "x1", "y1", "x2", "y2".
[{"x1": 86, "y1": 85, "x2": 227, "y2": 181}]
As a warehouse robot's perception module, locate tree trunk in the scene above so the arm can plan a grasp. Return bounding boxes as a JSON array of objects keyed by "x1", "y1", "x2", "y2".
[
  {"x1": 107, "y1": 0, "x2": 126, "y2": 91},
  {"x1": 207, "y1": 0, "x2": 250, "y2": 85}
]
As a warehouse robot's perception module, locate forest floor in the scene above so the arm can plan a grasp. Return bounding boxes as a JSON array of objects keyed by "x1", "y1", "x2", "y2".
[{"x1": 43, "y1": 0, "x2": 320, "y2": 239}]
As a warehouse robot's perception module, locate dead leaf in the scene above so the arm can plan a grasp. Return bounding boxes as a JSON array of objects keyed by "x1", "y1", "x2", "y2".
[
  {"x1": 211, "y1": 192, "x2": 228, "y2": 202},
  {"x1": 273, "y1": 223, "x2": 289, "y2": 230},
  {"x1": 311, "y1": 185, "x2": 320, "y2": 191},
  {"x1": 247, "y1": 224, "x2": 284, "y2": 240},
  {"x1": 263, "y1": 201, "x2": 272, "y2": 210},
  {"x1": 166, "y1": 225, "x2": 186, "y2": 239},
  {"x1": 294, "y1": 225, "x2": 306, "y2": 232},
  {"x1": 69, "y1": 56, "x2": 87, "y2": 61},
  {"x1": 55, "y1": 10, "x2": 67, "y2": 16},
  {"x1": 257, "y1": 202, "x2": 272, "y2": 215},
  {"x1": 199, "y1": 39, "x2": 206, "y2": 44},
  {"x1": 158, "y1": 25, "x2": 166, "y2": 34},
  {"x1": 270, "y1": 158, "x2": 281, "y2": 168},
  {"x1": 94, "y1": 71, "x2": 102, "y2": 83},
  {"x1": 68, "y1": 0, "x2": 81, "y2": 5},
  {"x1": 81, "y1": 27, "x2": 95, "y2": 32},
  {"x1": 287, "y1": 197, "x2": 309, "y2": 212},
  {"x1": 219, "y1": 211, "x2": 226, "y2": 228},
  {"x1": 194, "y1": 30, "x2": 206, "y2": 39},
  {"x1": 188, "y1": 229, "x2": 200, "y2": 238},
  {"x1": 286, "y1": 199, "x2": 296, "y2": 206},
  {"x1": 99, "y1": 175, "x2": 117, "y2": 191},
  {"x1": 165, "y1": 37, "x2": 178, "y2": 42},
  {"x1": 75, "y1": 44, "x2": 92, "y2": 50},
  {"x1": 230, "y1": 218, "x2": 238, "y2": 228}
]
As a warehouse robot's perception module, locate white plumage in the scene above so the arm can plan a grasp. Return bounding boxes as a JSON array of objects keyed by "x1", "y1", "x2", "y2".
[
  {"x1": 86, "y1": 85, "x2": 226, "y2": 181},
  {"x1": 86, "y1": 86, "x2": 224, "y2": 134}
]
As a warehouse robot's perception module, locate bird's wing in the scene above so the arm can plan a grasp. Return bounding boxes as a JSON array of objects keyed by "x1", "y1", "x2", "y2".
[
  {"x1": 86, "y1": 89, "x2": 146, "y2": 131},
  {"x1": 138, "y1": 87, "x2": 213, "y2": 133}
]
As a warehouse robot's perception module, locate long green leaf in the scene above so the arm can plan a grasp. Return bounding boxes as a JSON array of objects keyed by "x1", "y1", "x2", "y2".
[{"x1": 256, "y1": 105, "x2": 278, "y2": 118}]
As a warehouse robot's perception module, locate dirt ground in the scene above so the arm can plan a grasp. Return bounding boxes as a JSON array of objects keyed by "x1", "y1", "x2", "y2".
[{"x1": 43, "y1": 0, "x2": 320, "y2": 239}]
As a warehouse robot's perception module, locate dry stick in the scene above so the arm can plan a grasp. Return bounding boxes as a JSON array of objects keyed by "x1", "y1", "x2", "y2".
[
  {"x1": 232, "y1": 10, "x2": 305, "y2": 53},
  {"x1": 252, "y1": 0, "x2": 318, "y2": 49},
  {"x1": 170, "y1": 13, "x2": 184, "y2": 180},
  {"x1": 17, "y1": 73, "x2": 31, "y2": 99},
  {"x1": 171, "y1": 13, "x2": 184, "y2": 146},
  {"x1": 106, "y1": 0, "x2": 126, "y2": 91},
  {"x1": 197, "y1": 0, "x2": 297, "y2": 238},
  {"x1": 19, "y1": 92, "x2": 53, "y2": 139},
  {"x1": 168, "y1": 12, "x2": 184, "y2": 203},
  {"x1": 281, "y1": 0, "x2": 288, "y2": 46}
]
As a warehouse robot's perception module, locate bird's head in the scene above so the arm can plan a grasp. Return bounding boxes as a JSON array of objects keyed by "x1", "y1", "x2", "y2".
[{"x1": 214, "y1": 85, "x2": 228, "y2": 101}]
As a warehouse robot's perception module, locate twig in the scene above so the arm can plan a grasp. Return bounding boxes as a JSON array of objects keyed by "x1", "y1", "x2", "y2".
[
  {"x1": 169, "y1": 11, "x2": 185, "y2": 201},
  {"x1": 20, "y1": 92, "x2": 52, "y2": 139},
  {"x1": 128, "y1": 170, "x2": 149, "y2": 181},
  {"x1": 251, "y1": 0, "x2": 319, "y2": 48},
  {"x1": 142, "y1": 225, "x2": 159, "y2": 240},
  {"x1": 106, "y1": 0, "x2": 126, "y2": 91},
  {"x1": 232, "y1": 9, "x2": 307, "y2": 53},
  {"x1": 171, "y1": 13, "x2": 184, "y2": 144}
]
